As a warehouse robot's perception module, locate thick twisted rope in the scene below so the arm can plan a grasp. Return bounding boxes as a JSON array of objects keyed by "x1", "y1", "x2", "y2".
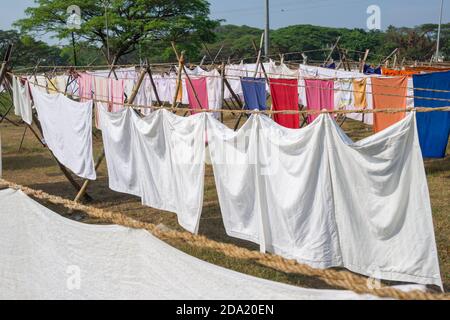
[{"x1": 0, "y1": 179, "x2": 447, "y2": 300}]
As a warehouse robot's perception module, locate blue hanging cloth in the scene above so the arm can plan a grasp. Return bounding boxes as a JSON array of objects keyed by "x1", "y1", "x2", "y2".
[
  {"x1": 413, "y1": 70, "x2": 450, "y2": 158},
  {"x1": 364, "y1": 64, "x2": 382, "y2": 75},
  {"x1": 241, "y1": 77, "x2": 267, "y2": 110}
]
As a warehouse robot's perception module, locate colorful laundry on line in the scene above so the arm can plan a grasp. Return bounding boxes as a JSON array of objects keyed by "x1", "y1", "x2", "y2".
[
  {"x1": 241, "y1": 77, "x2": 267, "y2": 110},
  {"x1": 270, "y1": 78, "x2": 299, "y2": 129},
  {"x1": 371, "y1": 76, "x2": 408, "y2": 133},
  {"x1": 305, "y1": 79, "x2": 334, "y2": 124},
  {"x1": 413, "y1": 70, "x2": 450, "y2": 158}
]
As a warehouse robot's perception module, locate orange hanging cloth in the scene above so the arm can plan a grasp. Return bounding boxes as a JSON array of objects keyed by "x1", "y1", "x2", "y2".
[
  {"x1": 405, "y1": 66, "x2": 450, "y2": 72},
  {"x1": 371, "y1": 76, "x2": 408, "y2": 133},
  {"x1": 352, "y1": 78, "x2": 367, "y2": 108},
  {"x1": 381, "y1": 67, "x2": 418, "y2": 77}
]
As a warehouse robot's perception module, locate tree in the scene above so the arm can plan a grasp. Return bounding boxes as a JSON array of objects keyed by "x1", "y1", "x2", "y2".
[
  {"x1": 15, "y1": 0, "x2": 219, "y2": 63},
  {"x1": 0, "y1": 29, "x2": 68, "y2": 67}
]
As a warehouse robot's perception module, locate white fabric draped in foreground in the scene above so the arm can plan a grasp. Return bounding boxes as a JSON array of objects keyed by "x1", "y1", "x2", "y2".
[
  {"x1": 99, "y1": 107, "x2": 205, "y2": 234},
  {"x1": 31, "y1": 87, "x2": 96, "y2": 180},
  {"x1": 207, "y1": 112, "x2": 442, "y2": 288},
  {"x1": 0, "y1": 188, "x2": 385, "y2": 300}
]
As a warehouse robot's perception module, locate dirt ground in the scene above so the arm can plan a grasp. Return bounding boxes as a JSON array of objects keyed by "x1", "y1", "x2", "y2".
[{"x1": 1, "y1": 111, "x2": 449, "y2": 292}]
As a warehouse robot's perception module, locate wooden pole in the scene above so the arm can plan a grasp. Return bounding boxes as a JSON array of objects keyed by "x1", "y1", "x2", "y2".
[
  {"x1": 224, "y1": 78, "x2": 243, "y2": 109},
  {"x1": 73, "y1": 150, "x2": 105, "y2": 202},
  {"x1": 219, "y1": 62, "x2": 226, "y2": 123},
  {"x1": 0, "y1": 45, "x2": 12, "y2": 86},
  {"x1": 171, "y1": 42, "x2": 184, "y2": 109},
  {"x1": 323, "y1": 36, "x2": 341, "y2": 66},
  {"x1": 199, "y1": 55, "x2": 207, "y2": 68},
  {"x1": 381, "y1": 48, "x2": 398, "y2": 65},
  {"x1": 147, "y1": 66, "x2": 162, "y2": 107},
  {"x1": 359, "y1": 49, "x2": 370, "y2": 73},
  {"x1": 107, "y1": 54, "x2": 119, "y2": 80},
  {"x1": 127, "y1": 66, "x2": 148, "y2": 104},
  {"x1": 18, "y1": 126, "x2": 28, "y2": 152},
  {"x1": 183, "y1": 64, "x2": 205, "y2": 110},
  {"x1": 209, "y1": 44, "x2": 224, "y2": 70},
  {"x1": 202, "y1": 43, "x2": 214, "y2": 64},
  {"x1": 253, "y1": 33, "x2": 265, "y2": 76},
  {"x1": 400, "y1": 57, "x2": 406, "y2": 69},
  {"x1": 30, "y1": 113, "x2": 93, "y2": 201}
]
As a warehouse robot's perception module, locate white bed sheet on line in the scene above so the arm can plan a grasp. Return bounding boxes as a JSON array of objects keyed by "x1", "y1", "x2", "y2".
[
  {"x1": 206, "y1": 112, "x2": 442, "y2": 289},
  {"x1": 99, "y1": 107, "x2": 206, "y2": 234},
  {"x1": 31, "y1": 86, "x2": 96, "y2": 180}
]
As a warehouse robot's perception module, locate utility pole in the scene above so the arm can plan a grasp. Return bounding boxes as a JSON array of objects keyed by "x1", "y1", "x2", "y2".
[
  {"x1": 265, "y1": 0, "x2": 270, "y2": 58},
  {"x1": 435, "y1": 0, "x2": 444, "y2": 62}
]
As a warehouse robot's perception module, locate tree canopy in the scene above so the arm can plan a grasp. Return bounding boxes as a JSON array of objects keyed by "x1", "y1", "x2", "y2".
[
  {"x1": 15, "y1": 0, "x2": 220, "y2": 63},
  {"x1": 204, "y1": 23, "x2": 449, "y2": 64},
  {"x1": 0, "y1": 29, "x2": 67, "y2": 67},
  {"x1": 3, "y1": 11, "x2": 448, "y2": 67}
]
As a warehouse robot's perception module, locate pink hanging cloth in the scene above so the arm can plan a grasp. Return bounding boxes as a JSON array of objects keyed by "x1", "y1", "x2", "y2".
[
  {"x1": 186, "y1": 77, "x2": 209, "y2": 114},
  {"x1": 305, "y1": 79, "x2": 334, "y2": 123},
  {"x1": 109, "y1": 78, "x2": 125, "y2": 113},
  {"x1": 77, "y1": 73, "x2": 93, "y2": 102}
]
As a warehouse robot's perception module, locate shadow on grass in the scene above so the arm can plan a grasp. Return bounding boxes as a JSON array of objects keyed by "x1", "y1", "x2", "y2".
[{"x1": 3, "y1": 154, "x2": 55, "y2": 171}]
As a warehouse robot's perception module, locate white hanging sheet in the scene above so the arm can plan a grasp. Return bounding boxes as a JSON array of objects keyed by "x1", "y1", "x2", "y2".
[
  {"x1": 98, "y1": 107, "x2": 141, "y2": 197},
  {"x1": 12, "y1": 76, "x2": 33, "y2": 125},
  {"x1": 31, "y1": 87, "x2": 96, "y2": 180},
  {"x1": 207, "y1": 114, "x2": 342, "y2": 268},
  {"x1": 99, "y1": 107, "x2": 206, "y2": 234},
  {"x1": 206, "y1": 112, "x2": 442, "y2": 288},
  {"x1": 325, "y1": 112, "x2": 441, "y2": 288},
  {"x1": 131, "y1": 110, "x2": 206, "y2": 234}
]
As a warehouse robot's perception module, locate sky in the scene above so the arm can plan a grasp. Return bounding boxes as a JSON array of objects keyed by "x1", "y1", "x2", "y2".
[
  {"x1": 209, "y1": 0, "x2": 449, "y2": 30},
  {"x1": 0, "y1": 0, "x2": 448, "y2": 45}
]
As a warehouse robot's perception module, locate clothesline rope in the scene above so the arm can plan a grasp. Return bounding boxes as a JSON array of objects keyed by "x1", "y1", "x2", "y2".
[
  {"x1": 13, "y1": 64, "x2": 450, "y2": 94},
  {"x1": 21, "y1": 77, "x2": 450, "y2": 115},
  {"x1": 14, "y1": 72, "x2": 450, "y2": 104},
  {"x1": 0, "y1": 178, "x2": 446, "y2": 300}
]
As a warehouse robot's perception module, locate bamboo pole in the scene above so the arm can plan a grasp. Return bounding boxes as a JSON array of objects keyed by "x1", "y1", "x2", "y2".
[
  {"x1": 74, "y1": 149, "x2": 105, "y2": 202},
  {"x1": 183, "y1": 64, "x2": 205, "y2": 110},
  {"x1": 323, "y1": 36, "x2": 341, "y2": 67},
  {"x1": 359, "y1": 49, "x2": 370, "y2": 73},
  {"x1": 171, "y1": 42, "x2": 184, "y2": 109},
  {"x1": 147, "y1": 66, "x2": 162, "y2": 107},
  {"x1": 30, "y1": 112, "x2": 93, "y2": 201},
  {"x1": 381, "y1": 48, "x2": 398, "y2": 65},
  {"x1": 107, "y1": 54, "x2": 119, "y2": 80},
  {"x1": 219, "y1": 62, "x2": 226, "y2": 123}
]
